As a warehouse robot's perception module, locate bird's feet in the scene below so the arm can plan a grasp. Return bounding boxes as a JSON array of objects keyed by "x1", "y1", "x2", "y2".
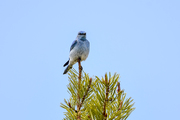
[
  {"x1": 80, "y1": 66, "x2": 83, "y2": 71},
  {"x1": 78, "y1": 57, "x2": 81, "y2": 62}
]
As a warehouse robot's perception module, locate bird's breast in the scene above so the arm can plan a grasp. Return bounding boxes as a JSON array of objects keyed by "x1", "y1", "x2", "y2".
[{"x1": 69, "y1": 41, "x2": 89, "y2": 62}]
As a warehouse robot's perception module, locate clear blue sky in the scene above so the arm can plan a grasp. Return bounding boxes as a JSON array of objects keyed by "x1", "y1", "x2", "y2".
[{"x1": 0, "y1": 0, "x2": 180, "y2": 120}]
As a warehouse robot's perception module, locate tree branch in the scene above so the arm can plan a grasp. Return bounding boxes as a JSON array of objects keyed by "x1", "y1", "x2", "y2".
[
  {"x1": 68, "y1": 102, "x2": 77, "y2": 113},
  {"x1": 117, "y1": 82, "x2": 123, "y2": 111},
  {"x1": 103, "y1": 74, "x2": 109, "y2": 120},
  {"x1": 77, "y1": 58, "x2": 82, "y2": 120},
  {"x1": 79, "y1": 78, "x2": 92, "y2": 109}
]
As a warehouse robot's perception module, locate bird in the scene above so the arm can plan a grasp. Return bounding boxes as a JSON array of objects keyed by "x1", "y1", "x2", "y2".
[{"x1": 63, "y1": 31, "x2": 90, "y2": 74}]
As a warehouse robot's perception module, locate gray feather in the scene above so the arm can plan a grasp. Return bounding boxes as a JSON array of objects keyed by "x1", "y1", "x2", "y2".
[
  {"x1": 63, "y1": 65, "x2": 72, "y2": 74},
  {"x1": 70, "y1": 40, "x2": 77, "y2": 51}
]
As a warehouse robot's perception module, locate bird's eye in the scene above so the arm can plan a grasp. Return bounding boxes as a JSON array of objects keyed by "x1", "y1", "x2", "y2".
[{"x1": 78, "y1": 32, "x2": 86, "y2": 35}]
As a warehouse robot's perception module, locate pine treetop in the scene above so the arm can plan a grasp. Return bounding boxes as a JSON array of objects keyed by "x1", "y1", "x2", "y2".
[{"x1": 61, "y1": 68, "x2": 135, "y2": 120}]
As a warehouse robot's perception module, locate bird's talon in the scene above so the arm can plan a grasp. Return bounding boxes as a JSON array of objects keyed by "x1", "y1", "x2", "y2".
[{"x1": 80, "y1": 66, "x2": 83, "y2": 71}]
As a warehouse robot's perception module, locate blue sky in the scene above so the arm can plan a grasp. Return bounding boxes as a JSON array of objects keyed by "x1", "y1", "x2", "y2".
[{"x1": 0, "y1": 0, "x2": 180, "y2": 120}]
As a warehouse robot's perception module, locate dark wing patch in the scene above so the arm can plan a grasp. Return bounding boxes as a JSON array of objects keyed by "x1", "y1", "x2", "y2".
[{"x1": 70, "y1": 40, "x2": 77, "y2": 51}]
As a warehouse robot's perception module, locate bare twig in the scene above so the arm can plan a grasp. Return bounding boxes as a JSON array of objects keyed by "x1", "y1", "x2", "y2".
[{"x1": 78, "y1": 58, "x2": 82, "y2": 84}]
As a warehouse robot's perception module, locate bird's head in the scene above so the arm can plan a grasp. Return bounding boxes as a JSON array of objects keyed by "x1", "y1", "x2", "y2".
[
  {"x1": 78, "y1": 31, "x2": 86, "y2": 35},
  {"x1": 77, "y1": 31, "x2": 86, "y2": 40}
]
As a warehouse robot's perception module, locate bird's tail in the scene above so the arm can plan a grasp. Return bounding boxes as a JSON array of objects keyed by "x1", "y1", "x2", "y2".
[
  {"x1": 63, "y1": 65, "x2": 72, "y2": 74},
  {"x1": 63, "y1": 60, "x2": 69, "y2": 67}
]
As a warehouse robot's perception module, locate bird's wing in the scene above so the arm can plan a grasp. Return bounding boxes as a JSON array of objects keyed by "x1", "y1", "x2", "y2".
[{"x1": 70, "y1": 40, "x2": 77, "y2": 51}]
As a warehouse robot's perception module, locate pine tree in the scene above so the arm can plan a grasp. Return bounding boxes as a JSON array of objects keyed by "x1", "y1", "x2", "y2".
[{"x1": 61, "y1": 60, "x2": 135, "y2": 120}]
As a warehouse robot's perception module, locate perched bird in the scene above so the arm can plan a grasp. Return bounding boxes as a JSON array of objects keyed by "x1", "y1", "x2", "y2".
[{"x1": 63, "y1": 31, "x2": 90, "y2": 74}]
